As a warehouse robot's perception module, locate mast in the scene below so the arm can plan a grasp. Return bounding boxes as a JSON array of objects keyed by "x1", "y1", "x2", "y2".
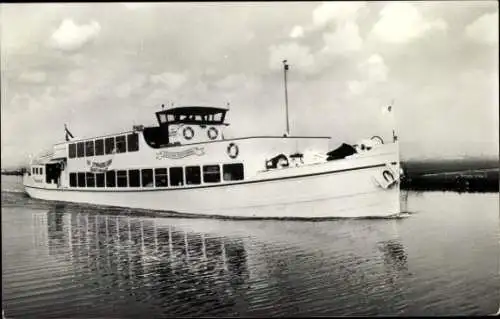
[{"x1": 283, "y1": 60, "x2": 290, "y2": 136}]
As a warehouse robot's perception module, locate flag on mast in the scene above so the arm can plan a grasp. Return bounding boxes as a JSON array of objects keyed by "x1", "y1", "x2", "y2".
[{"x1": 65, "y1": 124, "x2": 74, "y2": 142}]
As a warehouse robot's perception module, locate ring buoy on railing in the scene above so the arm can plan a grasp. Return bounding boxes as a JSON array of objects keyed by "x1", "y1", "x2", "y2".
[
  {"x1": 207, "y1": 127, "x2": 218, "y2": 140},
  {"x1": 371, "y1": 135, "x2": 384, "y2": 145},
  {"x1": 382, "y1": 170, "x2": 395, "y2": 184},
  {"x1": 227, "y1": 143, "x2": 239, "y2": 159},
  {"x1": 183, "y1": 126, "x2": 195, "y2": 140}
]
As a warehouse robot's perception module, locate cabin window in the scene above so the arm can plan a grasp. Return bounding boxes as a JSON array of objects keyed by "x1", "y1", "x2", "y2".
[
  {"x1": 169, "y1": 167, "x2": 184, "y2": 186},
  {"x1": 128, "y1": 169, "x2": 140, "y2": 187},
  {"x1": 96, "y1": 173, "x2": 105, "y2": 187},
  {"x1": 70, "y1": 173, "x2": 77, "y2": 187},
  {"x1": 203, "y1": 165, "x2": 221, "y2": 183},
  {"x1": 141, "y1": 169, "x2": 154, "y2": 187},
  {"x1": 77, "y1": 142, "x2": 85, "y2": 157},
  {"x1": 32, "y1": 167, "x2": 35, "y2": 175},
  {"x1": 105, "y1": 137, "x2": 115, "y2": 155},
  {"x1": 127, "y1": 133, "x2": 139, "y2": 152},
  {"x1": 223, "y1": 163, "x2": 244, "y2": 181},
  {"x1": 214, "y1": 113, "x2": 223, "y2": 122},
  {"x1": 116, "y1": 136, "x2": 126, "y2": 153},
  {"x1": 69, "y1": 144, "x2": 76, "y2": 158},
  {"x1": 167, "y1": 114, "x2": 175, "y2": 122},
  {"x1": 117, "y1": 170, "x2": 128, "y2": 187},
  {"x1": 95, "y1": 139, "x2": 104, "y2": 156},
  {"x1": 155, "y1": 168, "x2": 168, "y2": 187},
  {"x1": 40, "y1": 167, "x2": 43, "y2": 175},
  {"x1": 85, "y1": 140, "x2": 94, "y2": 157},
  {"x1": 86, "y1": 173, "x2": 95, "y2": 187},
  {"x1": 159, "y1": 113, "x2": 167, "y2": 124},
  {"x1": 77, "y1": 172, "x2": 86, "y2": 187},
  {"x1": 106, "y1": 170, "x2": 116, "y2": 187},
  {"x1": 185, "y1": 166, "x2": 201, "y2": 185}
]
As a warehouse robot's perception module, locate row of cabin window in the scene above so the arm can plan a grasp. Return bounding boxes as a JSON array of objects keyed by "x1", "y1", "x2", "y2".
[
  {"x1": 68, "y1": 133, "x2": 139, "y2": 159},
  {"x1": 32, "y1": 167, "x2": 43, "y2": 175},
  {"x1": 68, "y1": 163, "x2": 244, "y2": 188}
]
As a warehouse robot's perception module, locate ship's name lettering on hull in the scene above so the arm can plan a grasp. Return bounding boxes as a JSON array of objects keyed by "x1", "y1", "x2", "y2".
[
  {"x1": 156, "y1": 147, "x2": 205, "y2": 160},
  {"x1": 87, "y1": 159, "x2": 113, "y2": 172}
]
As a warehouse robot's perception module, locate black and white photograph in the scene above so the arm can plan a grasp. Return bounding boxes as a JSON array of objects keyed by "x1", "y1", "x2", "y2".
[{"x1": 1, "y1": 1, "x2": 499, "y2": 317}]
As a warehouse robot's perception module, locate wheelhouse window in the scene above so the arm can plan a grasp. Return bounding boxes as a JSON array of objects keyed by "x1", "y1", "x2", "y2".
[
  {"x1": 141, "y1": 169, "x2": 154, "y2": 187},
  {"x1": 169, "y1": 167, "x2": 184, "y2": 186},
  {"x1": 77, "y1": 142, "x2": 85, "y2": 158},
  {"x1": 105, "y1": 137, "x2": 115, "y2": 155},
  {"x1": 155, "y1": 168, "x2": 168, "y2": 187},
  {"x1": 203, "y1": 165, "x2": 221, "y2": 183},
  {"x1": 70, "y1": 173, "x2": 77, "y2": 187},
  {"x1": 32, "y1": 167, "x2": 35, "y2": 175},
  {"x1": 96, "y1": 173, "x2": 105, "y2": 187},
  {"x1": 185, "y1": 166, "x2": 201, "y2": 185},
  {"x1": 117, "y1": 170, "x2": 127, "y2": 187},
  {"x1": 127, "y1": 133, "x2": 139, "y2": 152},
  {"x1": 95, "y1": 139, "x2": 104, "y2": 156},
  {"x1": 40, "y1": 167, "x2": 43, "y2": 175},
  {"x1": 69, "y1": 144, "x2": 76, "y2": 158},
  {"x1": 106, "y1": 170, "x2": 116, "y2": 187},
  {"x1": 128, "y1": 169, "x2": 140, "y2": 187},
  {"x1": 77, "y1": 172, "x2": 86, "y2": 187},
  {"x1": 116, "y1": 136, "x2": 126, "y2": 153},
  {"x1": 86, "y1": 172, "x2": 95, "y2": 187},
  {"x1": 223, "y1": 163, "x2": 244, "y2": 181},
  {"x1": 159, "y1": 113, "x2": 167, "y2": 124},
  {"x1": 85, "y1": 140, "x2": 94, "y2": 157}
]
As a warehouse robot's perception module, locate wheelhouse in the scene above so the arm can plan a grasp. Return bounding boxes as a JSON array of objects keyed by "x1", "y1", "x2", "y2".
[{"x1": 144, "y1": 106, "x2": 229, "y2": 148}]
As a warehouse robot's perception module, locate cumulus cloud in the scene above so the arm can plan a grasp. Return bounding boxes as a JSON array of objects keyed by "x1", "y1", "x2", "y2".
[
  {"x1": 289, "y1": 25, "x2": 304, "y2": 38},
  {"x1": 312, "y1": 1, "x2": 366, "y2": 28},
  {"x1": 51, "y1": 19, "x2": 101, "y2": 52},
  {"x1": 18, "y1": 71, "x2": 47, "y2": 84},
  {"x1": 321, "y1": 21, "x2": 363, "y2": 55},
  {"x1": 122, "y1": 3, "x2": 150, "y2": 10},
  {"x1": 150, "y1": 72, "x2": 188, "y2": 91},
  {"x1": 465, "y1": 12, "x2": 499, "y2": 45},
  {"x1": 370, "y1": 3, "x2": 447, "y2": 43},
  {"x1": 348, "y1": 54, "x2": 388, "y2": 95},
  {"x1": 269, "y1": 42, "x2": 316, "y2": 72},
  {"x1": 115, "y1": 75, "x2": 148, "y2": 98}
]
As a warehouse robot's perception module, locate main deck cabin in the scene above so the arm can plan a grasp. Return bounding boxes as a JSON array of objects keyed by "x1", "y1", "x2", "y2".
[{"x1": 25, "y1": 106, "x2": 331, "y2": 191}]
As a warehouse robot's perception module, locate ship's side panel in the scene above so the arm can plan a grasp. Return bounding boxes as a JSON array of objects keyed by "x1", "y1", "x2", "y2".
[{"x1": 24, "y1": 145, "x2": 400, "y2": 218}]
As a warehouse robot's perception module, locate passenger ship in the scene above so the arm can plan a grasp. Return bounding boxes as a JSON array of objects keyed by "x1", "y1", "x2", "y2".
[{"x1": 23, "y1": 63, "x2": 402, "y2": 219}]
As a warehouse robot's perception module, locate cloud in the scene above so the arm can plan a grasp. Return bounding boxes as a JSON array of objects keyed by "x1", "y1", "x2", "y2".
[
  {"x1": 312, "y1": 1, "x2": 366, "y2": 28},
  {"x1": 114, "y1": 75, "x2": 148, "y2": 98},
  {"x1": 149, "y1": 72, "x2": 188, "y2": 91},
  {"x1": 289, "y1": 25, "x2": 304, "y2": 38},
  {"x1": 465, "y1": 12, "x2": 499, "y2": 46},
  {"x1": 51, "y1": 19, "x2": 101, "y2": 52},
  {"x1": 18, "y1": 71, "x2": 47, "y2": 84},
  {"x1": 269, "y1": 42, "x2": 316, "y2": 72},
  {"x1": 122, "y1": 3, "x2": 150, "y2": 10},
  {"x1": 348, "y1": 54, "x2": 388, "y2": 95},
  {"x1": 370, "y1": 3, "x2": 447, "y2": 43},
  {"x1": 321, "y1": 21, "x2": 363, "y2": 55}
]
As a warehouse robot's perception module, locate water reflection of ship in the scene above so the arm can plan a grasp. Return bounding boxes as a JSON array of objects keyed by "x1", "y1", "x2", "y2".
[{"x1": 44, "y1": 208, "x2": 250, "y2": 305}]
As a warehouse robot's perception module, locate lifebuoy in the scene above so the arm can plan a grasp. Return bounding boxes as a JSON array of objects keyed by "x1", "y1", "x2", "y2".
[
  {"x1": 371, "y1": 135, "x2": 384, "y2": 144},
  {"x1": 207, "y1": 127, "x2": 218, "y2": 140},
  {"x1": 382, "y1": 170, "x2": 395, "y2": 183},
  {"x1": 227, "y1": 143, "x2": 239, "y2": 159},
  {"x1": 183, "y1": 126, "x2": 194, "y2": 140}
]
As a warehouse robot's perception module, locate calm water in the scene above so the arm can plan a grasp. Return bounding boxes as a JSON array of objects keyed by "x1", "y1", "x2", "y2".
[{"x1": 2, "y1": 175, "x2": 499, "y2": 317}]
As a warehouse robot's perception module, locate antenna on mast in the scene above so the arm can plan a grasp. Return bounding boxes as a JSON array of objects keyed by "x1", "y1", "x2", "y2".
[{"x1": 283, "y1": 59, "x2": 290, "y2": 137}]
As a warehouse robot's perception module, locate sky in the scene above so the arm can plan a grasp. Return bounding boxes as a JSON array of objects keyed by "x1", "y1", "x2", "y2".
[{"x1": 1, "y1": 1, "x2": 498, "y2": 169}]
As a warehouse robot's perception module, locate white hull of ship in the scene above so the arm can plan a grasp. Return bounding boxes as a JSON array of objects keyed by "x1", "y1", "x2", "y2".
[{"x1": 24, "y1": 153, "x2": 401, "y2": 219}]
